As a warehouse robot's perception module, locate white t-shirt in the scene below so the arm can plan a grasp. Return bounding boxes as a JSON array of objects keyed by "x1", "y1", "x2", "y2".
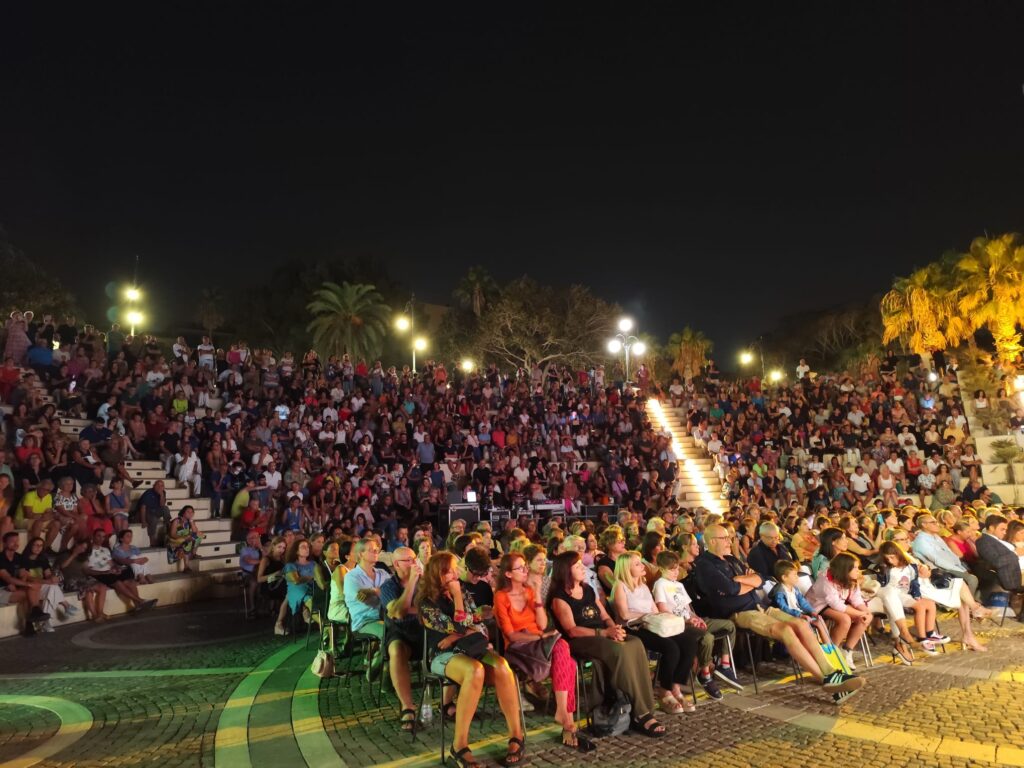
[
  {"x1": 652, "y1": 577, "x2": 693, "y2": 620},
  {"x1": 850, "y1": 472, "x2": 871, "y2": 494}
]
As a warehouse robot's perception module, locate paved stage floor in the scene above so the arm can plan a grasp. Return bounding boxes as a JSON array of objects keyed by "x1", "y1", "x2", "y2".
[{"x1": 2, "y1": 599, "x2": 1023, "y2": 767}]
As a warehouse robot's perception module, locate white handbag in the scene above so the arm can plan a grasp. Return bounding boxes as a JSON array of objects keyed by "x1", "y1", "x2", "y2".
[{"x1": 642, "y1": 612, "x2": 687, "y2": 638}]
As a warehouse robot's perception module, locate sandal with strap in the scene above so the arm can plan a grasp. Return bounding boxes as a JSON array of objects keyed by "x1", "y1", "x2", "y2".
[
  {"x1": 659, "y1": 692, "x2": 686, "y2": 715},
  {"x1": 398, "y1": 708, "x2": 417, "y2": 732},
  {"x1": 561, "y1": 727, "x2": 596, "y2": 752},
  {"x1": 631, "y1": 712, "x2": 666, "y2": 738},
  {"x1": 449, "y1": 746, "x2": 481, "y2": 768},
  {"x1": 501, "y1": 736, "x2": 527, "y2": 766}
]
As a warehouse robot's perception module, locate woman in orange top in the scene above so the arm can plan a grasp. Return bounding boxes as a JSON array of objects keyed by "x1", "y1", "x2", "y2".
[{"x1": 494, "y1": 553, "x2": 594, "y2": 753}]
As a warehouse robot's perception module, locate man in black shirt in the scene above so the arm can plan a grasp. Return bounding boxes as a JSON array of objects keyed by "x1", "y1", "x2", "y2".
[
  {"x1": 694, "y1": 524, "x2": 863, "y2": 703},
  {"x1": 0, "y1": 531, "x2": 49, "y2": 635},
  {"x1": 746, "y1": 523, "x2": 797, "y2": 583}
]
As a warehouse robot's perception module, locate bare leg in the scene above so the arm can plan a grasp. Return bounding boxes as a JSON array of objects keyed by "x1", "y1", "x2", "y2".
[
  {"x1": 388, "y1": 640, "x2": 416, "y2": 712},
  {"x1": 445, "y1": 656, "x2": 486, "y2": 754}
]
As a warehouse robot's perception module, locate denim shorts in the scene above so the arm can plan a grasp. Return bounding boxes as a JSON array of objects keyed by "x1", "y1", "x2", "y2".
[{"x1": 430, "y1": 651, "x2": 456, "y2": 676}]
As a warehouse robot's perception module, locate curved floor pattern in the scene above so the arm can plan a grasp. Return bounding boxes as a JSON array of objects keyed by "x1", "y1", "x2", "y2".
[
  {"x1": 0, "y1": 695, "x2": 93, "y2": 768},
  {"x1": 214, "y1": 641, "x2": 347, "y2": 768}
]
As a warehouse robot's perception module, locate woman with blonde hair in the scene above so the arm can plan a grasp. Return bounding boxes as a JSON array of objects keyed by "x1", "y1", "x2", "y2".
[{"x1": 612, "y1": 551, "x2": 700, "y2": 715}]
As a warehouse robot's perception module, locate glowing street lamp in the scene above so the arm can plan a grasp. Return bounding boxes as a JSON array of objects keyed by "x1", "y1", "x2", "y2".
[
  {"x1": 738, "y1": 351, "x2": 754, "y2": 366},
  {"x1": 460, "y1": 359, "x2": 475, "y2": 373},
  {"x1": 607, "y1": 317, "x2": 644, "y2": 383},
  {"x1": 125, "y1": 287, "x2": 141, "y2": 302},
  {"x1": 393, "y1": 295, "x2": 422, "y2": 370},
  {"x1": 768, "y1": 369, "x2": 784, "y2": 383},
  {"x1": 126, "y1": 310, "x2": 144, "y2": 336}
]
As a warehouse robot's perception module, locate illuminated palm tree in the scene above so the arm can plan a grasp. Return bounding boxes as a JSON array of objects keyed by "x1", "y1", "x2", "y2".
[
  {"x1": 956, "y1": 233, "x2": 1024, "y2": 365},
  {"x1": 669, "y1": 326, "x2": 713, "y2": 382},
  {"x1": 453, "y1": 266, "x2": 499, "y2": 318},
  {"x1": 880, "y1": 264, "x2": 951, "y2": 355},
  {"x1": 306, "y1": 282, "x2": 390, "y2": 361}
]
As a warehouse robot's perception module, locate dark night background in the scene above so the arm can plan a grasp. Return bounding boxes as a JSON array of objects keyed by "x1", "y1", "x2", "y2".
[{"x1": 2, "y1": 3, "x2": 1022, "y2": 361}]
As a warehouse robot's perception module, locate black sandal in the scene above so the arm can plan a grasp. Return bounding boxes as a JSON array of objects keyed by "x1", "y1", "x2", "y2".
[
  {"x1": 561, "y1": 728, "x2": 596, "y2": 752},
  {"x1": 501, "y1": 736, "x2": 526, "y2": 766},
  {"x1": 631, "y1": 712, "x2": 666, "y2": 738},
  {"x1": 398, "y1": 708, "x2": 417, "y2": 732},
  {"x1": 449, "y1": 746, "x2": 481, "y2": 767}
]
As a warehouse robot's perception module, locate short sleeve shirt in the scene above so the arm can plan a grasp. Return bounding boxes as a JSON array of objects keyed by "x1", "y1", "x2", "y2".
[{"x1": 652, "y1": 577, "x2": 693, "y2": 619}]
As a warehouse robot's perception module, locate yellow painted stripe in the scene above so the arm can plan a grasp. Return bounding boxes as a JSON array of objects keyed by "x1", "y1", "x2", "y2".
[{"x1": 0, "y1": 694, "x2": 94, "y2": 768}]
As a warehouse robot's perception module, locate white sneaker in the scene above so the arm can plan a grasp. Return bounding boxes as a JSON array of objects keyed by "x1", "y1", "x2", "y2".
[
  {"x1": 42, "y1": 621, "x2": 55, "y2": 633},
  {"x1": 843, "y1": 649, "x2": 855, "y2": 670}
]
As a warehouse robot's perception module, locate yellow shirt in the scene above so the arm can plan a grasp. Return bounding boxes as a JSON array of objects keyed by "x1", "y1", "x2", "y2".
[{"x1": 16, "y1": 491, "x2": 52, "y2": 524}]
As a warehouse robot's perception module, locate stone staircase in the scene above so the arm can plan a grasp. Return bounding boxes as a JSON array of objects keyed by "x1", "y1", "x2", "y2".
[
  {"x1": 0, "y1": 372, "x2": 241, "y2": 638},
  {"x1": 957, "y1": 371, "x2": 1022, "y2": 505},
  {"x1": 646, "y1": 399, "x2": 728, "y2": 516}
]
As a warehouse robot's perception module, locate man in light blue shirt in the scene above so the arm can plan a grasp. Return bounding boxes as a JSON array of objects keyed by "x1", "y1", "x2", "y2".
[{"x1": 343, "y1": 538, "x2": 388, "y2": 680}]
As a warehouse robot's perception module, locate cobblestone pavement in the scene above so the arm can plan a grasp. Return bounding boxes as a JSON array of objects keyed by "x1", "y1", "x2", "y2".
[{"x1": 0, "y1": 599, "x2": 1022, "y2": 767}]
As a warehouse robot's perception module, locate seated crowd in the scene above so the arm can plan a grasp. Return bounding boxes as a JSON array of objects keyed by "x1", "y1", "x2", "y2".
[{"x1": 3, "y1": 314, "x2": 1024, "y2": 766}]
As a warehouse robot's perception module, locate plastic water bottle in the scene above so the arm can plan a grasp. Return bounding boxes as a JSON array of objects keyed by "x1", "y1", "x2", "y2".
[{"x1": 420, "y1": 684, "x2": 433, "y2": 723}]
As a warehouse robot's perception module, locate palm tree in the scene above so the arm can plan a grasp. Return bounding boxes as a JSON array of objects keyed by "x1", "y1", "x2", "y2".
[
  {"x1": 880, "y1": 264, "x2": 952, "y2": 355},
  {"x1": 453, "y1": 266, "x2": 499, "y2": 318},
  {"x1": 669, "y1": 326, "x2": 713, "y2": 382},
  {"x1": 956, "y1": 233, "x2": 1024, "y2": 365},
  {"x1": 195, "y1": 288, "x2": 226, "y2": 337},
  {"x1": 306, "y1": 282, "x2": 390, "y2": 361}
]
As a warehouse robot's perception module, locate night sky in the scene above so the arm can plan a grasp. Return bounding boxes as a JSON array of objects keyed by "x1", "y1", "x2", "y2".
[{"x1": 2, "y1": 4, "x2": 1023, "y2": 359}]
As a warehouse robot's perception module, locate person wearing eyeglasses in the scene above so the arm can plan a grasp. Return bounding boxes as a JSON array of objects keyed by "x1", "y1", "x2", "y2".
[
  {"x1": 380, "y1": 547, "x2": 426, "y2": 732},
  {"x1": 694, "y1": 524, "x2": 864, "y2": 704},
  {"x1": 494, "y1": 552, "x2": 593, "y2": 753},
  {"x1": 910, "y1": 514, "x2": 990, "y2": 650}
]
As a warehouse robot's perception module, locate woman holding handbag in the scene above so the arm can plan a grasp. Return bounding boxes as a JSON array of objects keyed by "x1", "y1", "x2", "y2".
[
  {"x1": 548, "y1": 551, "x2": 667, "y2": 738},
  {"x1": 494, "y1": 552, "x2": 594, "y2": 753},
  {"x1": 417, "y1": 552, "x2": 525, "y2": 768},
  {"x1": 611, "y1": 551, "x2": 700, "y2": 715}
]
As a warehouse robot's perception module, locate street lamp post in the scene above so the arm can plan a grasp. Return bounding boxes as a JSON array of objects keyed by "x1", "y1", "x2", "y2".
[
  {"x1": 607, "y1": 317, "x2": 646, "y2": 384},
  {"x1": 395, "y1": 294, "x2": 426, "y2": 372},
  {"x1": 738, "y1": 337, "x2": 766, "y2": 378}
]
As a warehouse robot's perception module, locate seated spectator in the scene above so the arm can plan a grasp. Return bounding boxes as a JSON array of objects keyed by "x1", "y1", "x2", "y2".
[
  {"x1": 343, "y1": 539, "x2": 388, "y2": 681},
  {"x1": 653, "y1": 550, "x2": 737, "y2": 697},
  {"x1": 0, "y1": 531, "x2": 50, "y2": 635},
  {"x1": 746, "y1": 522, "x2": 795, "y2": 583},
  {"x1": 975, "y1": 512, "x2": 1023, "y2": 594},
  {"x1": 167, "y1": 505, "x2": 204, "y2": 573},
  {"x1": 83, "y1": 528, "x2": 157, "y2": 614},
  {"x1": 874, "y1": 541, "x2": 943, "y2": 662},
  {"x1": 21, "y1": 536, "x2": 79, "y2": 628},
  {"x1": 548, "y1": 551, "x2": 667, "y2": 738},
  {"x1": 380, "y1": 547, "x2": 427, "y2": 732},
  {"x1": 282, "y1": 537, "x2": 316, "y2": 624},
  {"x1": 911, "y1": 514, "x2": 989, "y2": 650},
  {"x1": 136, "y1": 479, "x2": 172, "y2": 549},
  {"x1": 805, "y1": 553, "x2": 872, "y2": 669},
  {"x1": 495, "y1": 552, "x2": 592, "y2": 752},
  {"x1": 57, "y1": 540, "x2": 107, "y2": 622},
  {"x1": 258, "y1": 536, "x2": 289, "y2": 633},
  {"x1": 112, "y1": 529, "x2": 152, "y2": 584},
  {"x1": 417, "y1": 551, "x2": 525, "y2": 768},
  {"x1": 694, "y1": 524, "x2": 864, "y2": 703},
  {"x1": 460, "y1": 546, "x2": 495, "y2": 620},
  {"x1": 612, "y1": 550, "x2": 699, "y2": 714}
]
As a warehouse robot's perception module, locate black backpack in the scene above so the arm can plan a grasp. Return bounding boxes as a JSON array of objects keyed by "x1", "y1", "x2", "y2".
[{"x1": 588, "y1": 689, "x2": 631, "y2": 737}]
